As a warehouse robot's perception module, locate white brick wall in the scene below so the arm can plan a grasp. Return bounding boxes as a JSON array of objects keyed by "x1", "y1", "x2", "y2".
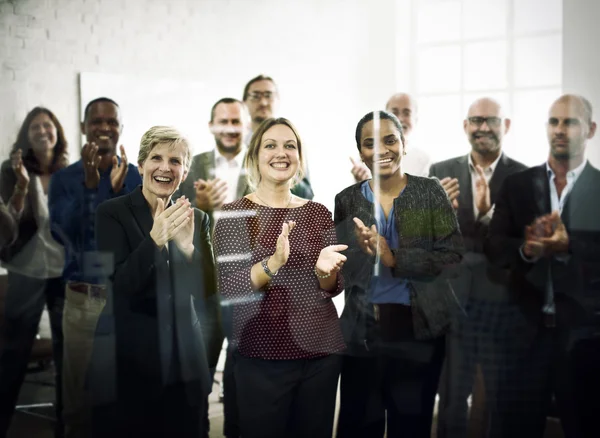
[{"x1": 0, "y1": 0, "x2": 398, "y2": 207}]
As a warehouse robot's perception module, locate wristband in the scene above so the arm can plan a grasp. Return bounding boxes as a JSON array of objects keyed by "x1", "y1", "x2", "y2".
[
  {"x1": 261, "y1": 257, "x2": 278, "y2": 278},
  {"x1": 13, "y1": 184, "x2": 28, "y2": 195}
]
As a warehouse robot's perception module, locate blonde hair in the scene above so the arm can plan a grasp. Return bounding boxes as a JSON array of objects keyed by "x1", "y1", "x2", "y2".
[
  {"x1": 244, "y1": 118, "x2": 306, "y2": 191},
  {"x1": 138, "y1": 126, "x2": 192, "y2": 171}
]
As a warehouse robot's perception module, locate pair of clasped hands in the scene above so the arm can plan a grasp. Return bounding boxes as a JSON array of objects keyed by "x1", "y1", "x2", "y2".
[
  {"x1": 523, "y1": 211, "x2": 569, "y2": 259},
  {"x1": 353, "y1": 218, "x2": 395, "y2": 268},
  {"x1": 269, "y1": 221, "x2": 348, "y2": 278},
  {"x1": 149, "y1": 196, "x2": 195, "y2": 259}
]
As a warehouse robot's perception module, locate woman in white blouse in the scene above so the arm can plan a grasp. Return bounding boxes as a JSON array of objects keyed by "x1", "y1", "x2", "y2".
[{"x1": 0, "y1": 107, "x2": 68, "y2": 436}]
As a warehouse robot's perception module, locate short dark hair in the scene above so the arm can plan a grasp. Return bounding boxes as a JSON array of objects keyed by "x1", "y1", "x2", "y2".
[
  {"x1": 355, "y1": 110, "x2": 404, "y2": 152},
  {"x1": 11, "y1": 107, "x2": 68, "y2": 175},
  {"x1": 83, "y1": 97, "x2": 120, "y2": 122},
  {"x1": 242, "y1": 75, "x2": 277, "y2": 101},
  {"x1": 210, "y1": 97, "x2": 243, "y2": 122}
]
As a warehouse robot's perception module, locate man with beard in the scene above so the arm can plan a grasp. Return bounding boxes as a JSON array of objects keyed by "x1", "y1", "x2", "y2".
[
  {"x1": 242, "y1": 75, "x2": 314, "y2": 199},
  {"x1": 48, "y1": 97, "x2": 141, "y2": 438},
  {"x1": 350, "y1": 92, "x2": 432, "y2": 181},
  {"x1": 485, "y1": 94, "x2": 600, "y2": 437},
  {"x1": 429, "y1": 97, "x2": 527, "y2": 437},
  {"x1": 178, "y1": 97, "x2": 250, "y2": 220}
]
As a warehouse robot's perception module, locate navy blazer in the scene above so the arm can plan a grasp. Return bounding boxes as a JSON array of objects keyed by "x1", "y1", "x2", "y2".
[
  {"x1": 91, "y1": 185, "x2": 221, "y2": 406},
  {"x1": 334, "y1": 175, "x2": 465, "y2": 351}
]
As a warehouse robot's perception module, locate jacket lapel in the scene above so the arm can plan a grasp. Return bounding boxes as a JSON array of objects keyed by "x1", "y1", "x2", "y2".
[
  {"x1": 531, "y1": 164, "x2": 551, "y2": 216},
  {"x1": 488, "y1": 154, "x2": 511, "y2": 204},
  {"x1": 456, "y1": 155, "x2": 472, "y2": 210}
]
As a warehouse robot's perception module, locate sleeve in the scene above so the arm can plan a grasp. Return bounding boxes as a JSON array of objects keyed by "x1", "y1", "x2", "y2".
[
  {"x1": 334, "y1": 192, "x2": 376, "y2": 291},
  {"x1": 318, "y1": 205, "x2": 344, "y2": 299},
  {"x1": 213, "y1": 207, "x2": 255, "y2": 301},
  {"x1": 193, "y1": 211, "x2": 223, "y2": 368},
  {"x1": 484, "y1": 176, "x2": 536, "y2": 275},
  {"x1": 391, "y1": 179, "x2": 464, "y2": 280},
  {"x1": 0, "y1": 199, "x2": 16, "y2": 248},
  {"x1": 95, "y1": 201, "x2": 162, "y2": 297},
  {"x1": 48, "y1": 171, "x2": 84, "y2": 251}
]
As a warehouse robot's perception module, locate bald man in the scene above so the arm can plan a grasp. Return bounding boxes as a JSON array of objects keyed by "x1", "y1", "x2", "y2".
[
  {"x1": 485, "y1": 94, "x2": 600, "y2": 437},
  {"x1": 430, "y1": 97, "x2": 527, "y2": 438},
  {"x1": 350, "y1": 93, "x2": 431, "y2": 182}
]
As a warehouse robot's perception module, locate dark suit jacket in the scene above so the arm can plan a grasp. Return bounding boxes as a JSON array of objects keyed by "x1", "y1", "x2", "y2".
[
  {"x1": 485, "y1": 162, "x2": 600, "y2": 328},
  {"x1": 429, "y1": 153, "x2": 528, "y2": 253},
  {"x1": 93, "y1": 185, "x2": 221, "y2": 406},
  {"x1": 429, "y1": 153, "x2": 528, "y2": 305},
  {"x1": 334, "y1": 176, "x2": 465, "y2": 350}
]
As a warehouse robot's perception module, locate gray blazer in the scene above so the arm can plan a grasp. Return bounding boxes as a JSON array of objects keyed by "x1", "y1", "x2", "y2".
[
  {"x1": 334, "y1": 175, "x2": 465, "y2": 350},
  {"x1": 177, "y1": 150, "x2": 251, "y2": 224}
]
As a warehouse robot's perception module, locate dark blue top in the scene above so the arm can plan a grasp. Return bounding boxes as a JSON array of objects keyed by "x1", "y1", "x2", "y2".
[
  {"x1": 48, "y1": 159, "x2": 141, "y2": 284},
  {"x1": 361, "y1": 181, "x2": 410, "y2": 305}
]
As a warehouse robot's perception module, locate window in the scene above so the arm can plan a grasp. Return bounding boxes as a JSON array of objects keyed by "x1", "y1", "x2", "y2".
[{"x1": 407, "y1": 0, "x2": 562, "y2": 166}]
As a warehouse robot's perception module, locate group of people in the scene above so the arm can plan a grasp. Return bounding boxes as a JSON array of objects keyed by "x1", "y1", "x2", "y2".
[{"x1": 0, "y1": 72, "x2": 598, "y2": 438}]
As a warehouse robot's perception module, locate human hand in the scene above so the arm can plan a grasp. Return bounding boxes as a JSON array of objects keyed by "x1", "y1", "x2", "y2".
[
  {"x1": 82, "y1": 142, "x2": 101, "y2": 189},
  {"x1": 315, "y1": 244, "x2": 348, "y2": 276},
  {"x1": 150, "y1": 197, "x2": 193, "y2": 248},
  {"x1": 474, "y1": 165, "x2": 491, "y2": 216},
  {"x1": 194, "y1": 178, "x2": 228, "y2": 211},
  {"x1": 350, "y1": 157, "x2": 371, "y2": 182},
  {"x1": 11, "y1": 150, "x2": 29, "y2": 190},
  {"x1": 440, "y1": 177, "x2": 460, "y2": 209},
  {"x1": 110, "y1": 145, "x2": 129, "y2": 193},
  {"x1": 270, "y1": 220, "x2": 296, "y2": 271}
]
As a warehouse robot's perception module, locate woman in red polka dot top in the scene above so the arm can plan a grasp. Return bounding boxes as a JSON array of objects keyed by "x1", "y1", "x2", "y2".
[{"x1": 213, "y1": 117, "x2": 347, "y2": 438}]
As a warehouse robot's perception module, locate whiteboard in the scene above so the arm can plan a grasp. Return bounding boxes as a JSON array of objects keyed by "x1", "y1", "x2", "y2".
[{"x1": 79, "y1": 72, "x2": 217, "y2": 164}]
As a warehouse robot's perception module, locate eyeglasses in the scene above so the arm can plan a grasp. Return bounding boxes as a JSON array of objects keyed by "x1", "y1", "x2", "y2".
[
  {"x1": 468, "y1": 116, "x2": 502, "y2": 128},
  {"x1": 247, "y1": 91, "x2": 275, "y2": 102}
]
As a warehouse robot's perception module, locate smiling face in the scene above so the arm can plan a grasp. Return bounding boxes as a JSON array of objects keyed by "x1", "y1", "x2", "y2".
[
  {"x1": 256, "y1": 124, "x2": 300, "y2": 187},
  {"x1": 464, "y1": 98, "x2": 509, "y2": 157},
  {"x1": 359, "y1": 119, "x2": 403, "y2": 179},
  {"x1": 139, "y1": 142, "x2": 188, "y2": 201},
  {"x1": 81, "y1": 101, "x2": 122, "y2": 155},
  {"x1": 385, "y1": 93, "x2": 417, "y2": 137},
  {"x1": 209, "y1": 101, "x2": 247, "y2": 157},
  {"x1": 244, "y1": 79, "x2": 279, "y2": 126},
  {"x1": 27, "y1": 112, "x2": 58, "y2": 155}
]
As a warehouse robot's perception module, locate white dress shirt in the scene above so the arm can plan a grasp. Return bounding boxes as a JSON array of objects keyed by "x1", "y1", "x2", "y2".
[{"x1": 214, "y1": 147, "x2": 246, "y2": 204}]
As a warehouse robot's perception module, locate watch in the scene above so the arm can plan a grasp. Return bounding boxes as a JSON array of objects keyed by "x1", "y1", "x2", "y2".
[{"x1": 261, "y1": 256, "x2": 278, "y2": 278}]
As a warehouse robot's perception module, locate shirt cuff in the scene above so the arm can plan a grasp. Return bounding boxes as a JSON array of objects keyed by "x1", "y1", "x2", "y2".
[
  {"x1": 519, "y1": 244, "x2": 539, "y2": 263},
  {"x1": 477, "y1": 204, "x2": 495, "y2": 224},
  {"x1": 8, "y1": 203, "x2": 23, "y2": 221}
]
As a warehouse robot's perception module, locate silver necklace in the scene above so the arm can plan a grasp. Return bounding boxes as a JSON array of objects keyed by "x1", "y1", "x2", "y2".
[{"x1": 254, "y1": 191, "x2": 292, "y2": 208}]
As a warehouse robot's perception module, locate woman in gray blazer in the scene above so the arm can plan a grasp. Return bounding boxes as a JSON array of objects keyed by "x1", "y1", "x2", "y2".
[
  {"x1": 0, "y1": 107, "x2": 68, "y2": 436},
  {"x1": 335, "y1": 110, "x2": 464, "y2": 438}
]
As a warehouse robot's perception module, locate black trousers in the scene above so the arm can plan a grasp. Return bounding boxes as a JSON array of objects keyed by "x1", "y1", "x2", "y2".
[
  {"x1": 235, "y1": 353, "x2": 341, "y2": 438},
  {"x1": 337, "y1": 336, "x2": 445, "y2": 438},
  {"x1": 0, "y1": 272, "x2": 64, "y2": 438}
]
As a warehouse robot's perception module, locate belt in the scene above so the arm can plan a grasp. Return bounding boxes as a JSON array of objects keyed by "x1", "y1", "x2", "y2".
[{"x1": 67, "y1": 281, "x2": 107, "y2": 299}]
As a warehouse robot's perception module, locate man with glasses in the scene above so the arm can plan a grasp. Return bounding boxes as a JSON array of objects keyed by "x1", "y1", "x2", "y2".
[
  {"x1": 242, "y1": 74, "x2": 313, "y2": 199},
  {"x1": 430, "y1": 97, "x2": 527, "y2": 437}
]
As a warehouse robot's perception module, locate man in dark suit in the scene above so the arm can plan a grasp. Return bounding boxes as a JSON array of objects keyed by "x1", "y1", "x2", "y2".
[
  {"x1": 485, "y1": 94, "x2": 600, "y2": 438},
  {"x1": 430, "y1": 97, "x2": 527, "y2": 437}
]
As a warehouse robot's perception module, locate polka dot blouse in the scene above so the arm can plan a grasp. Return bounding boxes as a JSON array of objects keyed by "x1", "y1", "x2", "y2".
[{"x1": 213, "y1": 197, "x2": 345, "y2": 360}]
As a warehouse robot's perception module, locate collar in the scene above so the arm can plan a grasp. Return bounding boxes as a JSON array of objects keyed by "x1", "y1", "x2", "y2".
[
  {"x1": 214, "y1": 146, "x2": 245, "y2": 167},
  {"x1": 468, "y1": 152, "x2": 502, "y2": 174},
  {"x1": 546, "y1": 159, "x2": 587, "y2": 181}
]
